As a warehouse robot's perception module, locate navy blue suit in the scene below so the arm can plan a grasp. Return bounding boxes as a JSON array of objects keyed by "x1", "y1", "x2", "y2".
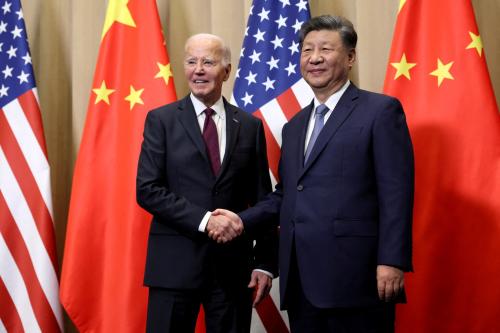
[{"x1": 240, "y1": 83, "x2": 414, "y2": 311}]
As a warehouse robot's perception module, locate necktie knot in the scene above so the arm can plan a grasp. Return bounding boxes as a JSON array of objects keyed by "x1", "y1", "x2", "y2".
[
  {"x1": 315, "y1": 104, "x2": 328, "y2": 116},
  {"x1": 204, "y1": 108, "x2": 215, "y2": 118}
]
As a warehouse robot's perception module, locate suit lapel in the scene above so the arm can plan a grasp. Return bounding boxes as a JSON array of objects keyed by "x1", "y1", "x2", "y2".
[
  {"x1": 297, "y1": 102, "x2": 314, "y2": 169},
  {"x1": 301, "y1": 84, "x2": 359, "y2": 177},
  {"x1": 176, "y1": 96, "x2": 210, "y2": 165},
  {"x1": 217, "y1": 99, "x2": 240, "y2": 182}
]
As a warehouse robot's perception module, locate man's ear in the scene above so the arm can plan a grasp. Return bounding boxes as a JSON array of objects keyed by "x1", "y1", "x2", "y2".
[
  {"x1": 348, "y1": 48, "x2": 356, "y2": 69},
  {"x1": 224, "y1": 64, "x2": 231, "y2": 81}
]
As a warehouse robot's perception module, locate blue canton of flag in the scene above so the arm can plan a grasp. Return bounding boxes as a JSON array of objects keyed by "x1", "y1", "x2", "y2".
[
  {"x1": 233, "y1": 0, "x2": 310, "y2": 112},
  {"x1": 0, "y1": 0, "x2": 34, "y2": 108}
]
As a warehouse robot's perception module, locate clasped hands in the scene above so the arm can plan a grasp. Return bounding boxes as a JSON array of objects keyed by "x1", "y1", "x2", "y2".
[
  {"x1": 206, "y1": 209, "x2": 243, "y2": 243},
  {"x1": 206, "y1": 209, "x2": 272, "y2": 306}
]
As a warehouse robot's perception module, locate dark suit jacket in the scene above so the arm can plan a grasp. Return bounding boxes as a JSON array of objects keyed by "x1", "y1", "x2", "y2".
[
  {"x1": 240, "y1": 83, "x2": 414, "y2": 309},
  {"x1": 136, "y1": 95, "x2": 277, "y2": 291}
]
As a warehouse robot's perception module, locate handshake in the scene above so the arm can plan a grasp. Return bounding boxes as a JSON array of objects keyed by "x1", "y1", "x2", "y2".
[{"x1": 206, "y1": 209, "x2": 243, "y2": 243}]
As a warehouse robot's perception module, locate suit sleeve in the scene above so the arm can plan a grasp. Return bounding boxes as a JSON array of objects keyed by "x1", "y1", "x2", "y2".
[
  {"x1": 248, "y1": 119, "x2": 279, "y2": 276},
  {"x1": 239, "y1": 122, "x2": 287, "y2": 234},
  {"x1": 136, "y1": 110, "x2": 207, "y2": 237},
  {"x1": 372, "y1": 98, "x2": 414, "y2": 272}
]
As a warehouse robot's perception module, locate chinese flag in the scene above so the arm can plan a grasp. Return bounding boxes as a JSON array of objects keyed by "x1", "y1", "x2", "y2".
[
  {"x1": 384, "y1": 1, "x2": 500, "y2": 332},
  {"x1": 59, "y1": 0, "x2": 176, "y2": 331}
]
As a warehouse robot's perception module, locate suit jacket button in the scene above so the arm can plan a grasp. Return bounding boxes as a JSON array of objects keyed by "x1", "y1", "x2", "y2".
[{"x1": 297, "y1": 184, "x2": 303, "y2": 191}]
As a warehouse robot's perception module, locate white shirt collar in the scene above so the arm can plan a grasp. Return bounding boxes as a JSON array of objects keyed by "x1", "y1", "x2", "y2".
[
  {"x1": 313, "y1": 80, "x2": 350, "y2": 111},
  {"x1": 190, "y1": 93, "x2": 225, "y2": 118}
]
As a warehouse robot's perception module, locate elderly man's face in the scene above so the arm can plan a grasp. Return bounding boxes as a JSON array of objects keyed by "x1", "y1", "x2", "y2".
[
  {"x1": 184, "y1": 37, "x2": 230, "y2": 107},
  {"x1": 300, "y1": 29, "x2": 355, "y2": 98}
]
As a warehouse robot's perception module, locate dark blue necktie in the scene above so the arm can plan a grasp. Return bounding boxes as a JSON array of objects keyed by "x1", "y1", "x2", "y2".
[{"x1": 304, "y1": 104, "x2": 329, "y2": 163}]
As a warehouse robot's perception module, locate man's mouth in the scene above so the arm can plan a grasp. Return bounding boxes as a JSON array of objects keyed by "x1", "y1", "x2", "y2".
[{"x1": 308, "y1": 68, "x2": 325, "y2": 74}]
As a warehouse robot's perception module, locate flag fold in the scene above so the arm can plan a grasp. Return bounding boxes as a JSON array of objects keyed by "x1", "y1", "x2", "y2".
[
  {"x1": 60, "y1": 0, "x2": 176, "y2": 331},
  {"x1": 384, "y1": 1, "x2": 500, "y2": 332}
]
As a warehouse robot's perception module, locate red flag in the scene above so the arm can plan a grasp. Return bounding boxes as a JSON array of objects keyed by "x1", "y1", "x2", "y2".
[
  {"x1": 59, "y1": 0, "x2": 176, "y2": 331},
  {"x1": 384, "y1": 1, "x2": 500, "y2": 332},
  {"x1": 1, "y1": 1, "x2": 63, "y2": 331}
]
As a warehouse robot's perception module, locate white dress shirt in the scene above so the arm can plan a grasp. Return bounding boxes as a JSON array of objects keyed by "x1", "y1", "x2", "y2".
[
  {"x1": 304, "y1": 80, "x2": 350, "y2": 155},
  {"x1": 190, "y1": 94, "x2": 227, "y2": 233}
]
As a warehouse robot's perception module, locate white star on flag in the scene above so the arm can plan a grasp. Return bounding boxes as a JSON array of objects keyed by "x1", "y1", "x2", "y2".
[
  {"x1": 7, "y1": 45, "x2": 17, "y2": 58},
  {"x1": 266, "y1": 56, "x2": 279, "y2": 70},
  {"x1": 17, "y1": 69, "x2": 29, "y2": 84},
  {"x1": 253, "y1": 29, "x2": 266, "y2": 43},
  {"x1": 10, "y1": 24, "x2": 22, "y2": 38},
  {"x1": 262, "y1": 76, "x2": 276, "y2": 91},
  {"x1": 249, "y1": 49, "x2": 262, "y2": 64},
  {"x1": 0, "y1": 20, "x2": 7, "y2": 33},
  {"x1": 270, "y1": 35, "x2": 284, "y2": 49}
]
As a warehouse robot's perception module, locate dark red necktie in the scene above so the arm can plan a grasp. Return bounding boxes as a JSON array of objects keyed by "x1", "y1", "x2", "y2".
[{"x1": 202, "y1": 108, "x2": 221, "y2": 175}]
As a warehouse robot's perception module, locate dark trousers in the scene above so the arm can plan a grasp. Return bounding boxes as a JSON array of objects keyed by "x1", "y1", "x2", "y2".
[
  {"x1": 286, "y1": 247, "x2": 395, "y2": 333},
  {"x1": 146, "y1": 279, "x2": 252, "y2": 333}
]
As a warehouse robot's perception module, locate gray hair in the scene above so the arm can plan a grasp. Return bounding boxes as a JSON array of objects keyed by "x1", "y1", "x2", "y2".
[
  {"x1": 185, "y1": 33, "x2": 231, "y2": 67},
  {"x1": 299, "y1": 15, "x2": 357, "y2": 50}
]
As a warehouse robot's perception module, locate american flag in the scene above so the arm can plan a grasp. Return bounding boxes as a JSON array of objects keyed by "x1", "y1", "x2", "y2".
[
  {"x1": 232, "y1": 0, "x2": 313, "y2": 185},
  {"x1": 0, "y1": 0, "x2": 63, "y2": 332},
  {"x1": 231, "y1": 0, "x2": 312, "y2": 332}
]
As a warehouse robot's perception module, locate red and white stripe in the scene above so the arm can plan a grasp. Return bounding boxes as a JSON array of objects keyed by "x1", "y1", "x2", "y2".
[
  {"x1": 233, "y1": 78, "x2": 314, "y2": 185},
  {"x1": 0, "y1": 89, "x2": 63, "y2": 332},
  {"x1": 234, "y1": 79, "x2": 313, "y2": 332}
]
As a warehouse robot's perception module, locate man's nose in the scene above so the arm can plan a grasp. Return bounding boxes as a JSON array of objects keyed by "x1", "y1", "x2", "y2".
[
  {"x1": 194, "y1": 61, "x2": 205, "y2": 73},
  {"x1": 309, "y1": 50, "x2": 323, "y2": 64}
]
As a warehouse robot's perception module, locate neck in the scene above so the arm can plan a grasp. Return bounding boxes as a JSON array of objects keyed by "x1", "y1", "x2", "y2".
[
  {"x1": 314, "y1": 79, "x2": 348, "y2": 104},
  {"x1": 192, "y1": 93, "x2": 222, "y2": 108}
]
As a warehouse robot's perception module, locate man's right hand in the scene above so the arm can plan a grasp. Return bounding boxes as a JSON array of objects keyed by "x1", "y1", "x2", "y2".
[{"x1": 206, "y1": 210, "x2": 243, "y2": 243}]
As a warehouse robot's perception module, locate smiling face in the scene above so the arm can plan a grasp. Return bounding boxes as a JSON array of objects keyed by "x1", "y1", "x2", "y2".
[
  {"x1": 300, "y1": 29, "x2": 356, "y2": 102},
  {"x1": 184, "y1": 35, "x2": 231, "y2": 107}
]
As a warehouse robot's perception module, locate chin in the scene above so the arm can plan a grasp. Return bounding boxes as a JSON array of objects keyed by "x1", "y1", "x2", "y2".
[
  {"x1": 305, "y1": 75, "x2": 325, "y2": 84},
  {"x1": 306, "y1": 80, "x2": 328, "y2": 89},
  {"x1": 192, "y1": 89, "x2": 209, "y2": 97}
]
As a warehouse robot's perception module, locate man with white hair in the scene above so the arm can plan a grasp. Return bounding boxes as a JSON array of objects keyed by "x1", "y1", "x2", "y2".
[{"x1": 136, "y1": 34, "x2": 277, "y2": 333}]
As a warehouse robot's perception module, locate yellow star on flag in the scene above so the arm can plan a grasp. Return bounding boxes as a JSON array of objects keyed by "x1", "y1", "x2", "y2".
[
  {"x1": 125, "y1": 85, "x2": 145, "y2": 110},
  {"x1": 102, "y1": 0, "x2": 136, "y2": 40},
  {"x1": 466, "y1": 31, "x2": 483, "y2": 56},
  {"x1": 391, "y1": 53, "x2": 417, "y2": 80},
  {"x1": 155, "y1": 62, "x2": 173, "y2": 85},
  {"x1": 399, "y1": 0, "x2": 407, "y2": 13},
  {"x1": 430, "y1": 58, "x2": 454, "y2": 87},
  {"x1": 93, "y1": 81, "x2": 115, "y2": 105}
]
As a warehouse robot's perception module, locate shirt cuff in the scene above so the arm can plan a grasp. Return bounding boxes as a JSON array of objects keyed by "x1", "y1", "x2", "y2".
[
  {"x1": 253, "y1": 269, "x2": 274, "y2": 279},
  {"x1": 198, "y1": 211, "x2": 211, "y2": 232}
]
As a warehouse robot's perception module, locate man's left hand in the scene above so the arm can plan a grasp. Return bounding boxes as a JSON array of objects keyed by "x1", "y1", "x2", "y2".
[
  {"x1": 377, "y1": 265, "x2": 404, "y2": 302},
  {"x1": 248, "y1": 271, "x2": 272, "y2": 307}
]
